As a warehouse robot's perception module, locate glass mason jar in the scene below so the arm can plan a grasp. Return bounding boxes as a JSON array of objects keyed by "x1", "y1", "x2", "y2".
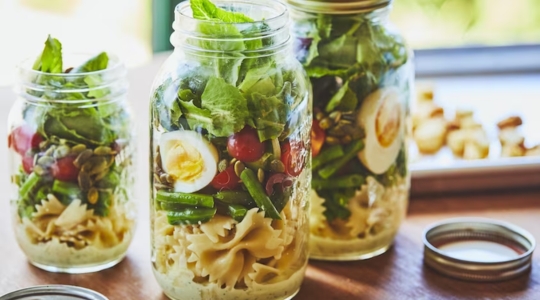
[
  {"x1": 8, "y1": 54, "x2": 137, "y2": 273},
  {"x1": 149, "y1": 1, "x2": 311, "y2": 299},
  {"x1": 288, "y1": 0, "x2": 413, "y2": 260}
]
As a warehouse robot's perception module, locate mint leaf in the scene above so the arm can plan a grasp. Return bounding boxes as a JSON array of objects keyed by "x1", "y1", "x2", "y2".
[
  {"x1": 200, "y1": 77, "x2": 249, "y2": 136},
  {"x1": 33, "y1": 35, "x2": 63, "y2": 73}
]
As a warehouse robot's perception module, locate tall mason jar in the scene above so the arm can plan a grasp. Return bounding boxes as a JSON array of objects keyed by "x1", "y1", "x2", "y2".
[
  {"x1": 149, "y1": 1, "x2": 312, "y2": 299},
  {"x1": 8, "y1": 54, "x2": 137, "y2": 273},
  {"x1": 288, "y1": 0, "x2": 413, "y2": 260}
]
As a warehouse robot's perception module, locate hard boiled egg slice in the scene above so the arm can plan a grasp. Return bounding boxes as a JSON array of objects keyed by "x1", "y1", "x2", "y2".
[
  {"x1": 160, "y1": 131, "x2": 218, "y2": 193},
  {"x1": 357, "y1": 87, "x2": 404, "y2": 174}
]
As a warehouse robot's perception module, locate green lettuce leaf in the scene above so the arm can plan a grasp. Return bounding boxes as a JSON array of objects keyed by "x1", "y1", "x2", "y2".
[
  {"x1": 247, "y1": 92, "x2": 287, "y2": 141},
  {"x1": 33, "y1": 35, "x2": 63, "y2": 73},
  {"x1": 325, "y1": 81, "x2": 358, "y2": 113},
  {"x1": 199, "y1": 77, "x2": 249, "y2": 136},
  {"x1": 179, "y1": 100, "x2": 213, "y2": 131}
]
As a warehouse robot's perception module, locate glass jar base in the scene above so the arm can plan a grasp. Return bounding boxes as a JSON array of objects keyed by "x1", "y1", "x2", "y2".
[
  {"x1": 162, "y1": 287, "x2": 300, "y2": 300},
  {"x1": 309, "y1": 243, "x2": 392, "y2": 261},
  {"x1": 29, "y1": 255, "x2": 126, "y2": 274}
]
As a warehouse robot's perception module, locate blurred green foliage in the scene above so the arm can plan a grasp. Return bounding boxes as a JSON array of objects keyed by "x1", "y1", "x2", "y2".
[{"x1": 391, "y1": 0, "x2": 540, "y2": 48}]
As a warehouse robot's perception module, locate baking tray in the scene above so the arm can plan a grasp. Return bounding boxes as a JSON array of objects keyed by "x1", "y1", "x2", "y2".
[{"x1": 408, "y1": 76, "x2": 540, "y2": 196}]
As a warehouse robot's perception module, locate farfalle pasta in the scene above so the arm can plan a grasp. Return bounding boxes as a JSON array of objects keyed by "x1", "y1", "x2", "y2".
[
  {"x1": 14, "y1": 194, "x2": 134, "y2": 267},
  {"x1": 309, "y1": 176, "x2": 408, "y2": 258}
]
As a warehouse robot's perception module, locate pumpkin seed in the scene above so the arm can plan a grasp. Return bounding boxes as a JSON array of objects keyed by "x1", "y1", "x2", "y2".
[
  {"x1": 37, "y1": 156, "x2": 55, "y2": 167},
  {"x1": 234, "y1": 161, "x2": 245, "y2": 177},
  {"x1": 33, "y1": 165, "x2": 45, "y2": 176},
  {"x1": 53, "y1": 145, "x2": 71, "y2": 159},
  {"x1": 325, "y1": 136, "x2": 340, "y2": 145},
  {"x1": 71, "y1": 144, "x2": 87, "y2": 154},
  {"x1": 270, "y1": 159, "x2": 286, "y2": 173},
  {"x1": 218, "y1": 159, "x2": 229, "y2": 172},
  {"x1": 44, "y1": 145, "x2": 56, "y2": 157},
  {"x1": 94, "y1": 146, "x2": 112, "y2": 156},
  {"x1": 74, "y1": 149, "x2": 93, "y2": 168},
  {"x1": 87, "y1": 188, "x2": 99, "y2": 205},
  {"x1": 106, "y1": 155, "x2": 116, "y2": 167},
  {"x1": 319, "y1": 117, "x2": 334, "y2": 130},
  {"x1": 82, "y1": 157, "x2": 108, "y2": 175},
  {"x1": 328, "y1": 127, "x2": 346, "y2": 137},
  {"x1": 166, "y1": 174, "x2": 175, "y2": 184},
  {"x1": 257, "y1": 168, "x2": 265, "y2": 183},
  {"x1": 341, "y1": 135, "x2": 352, "y2": 144},
  {"x1": 153, "y1": 173, "x2": 161, "y2": 183},
  {"x1": 78, "y1": 172, "x2": 92, "y2": 190},
  {"x1": 315, "y1": 112, "x2": 326, "y2": 121},
  {"x1": 94, "y1": 169, "x2": 109, "y2": 181},
  {"x1": 159, "y1": 173, "x2": 169, "y2": 184},
  {"x1": 230, "y1": 158, "x2": 237, "y2": 165},
  {"x1": 329, "y1": 111, "x2": 342, "y2": 123},
  {"x1": 39, "y1": 141, "x2": 49, "y2": 150}
]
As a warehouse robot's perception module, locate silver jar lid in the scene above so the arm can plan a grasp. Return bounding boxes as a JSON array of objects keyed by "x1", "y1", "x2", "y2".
[
  {"x1": 0, "y1": 285, "x2": 108, "y2": 300},
  {"x1": 423, "y1": 217, "x2": 536, "y2": 282},
  {"x1": 286, "y1": 0, "x2": 392, "y2": 14}
]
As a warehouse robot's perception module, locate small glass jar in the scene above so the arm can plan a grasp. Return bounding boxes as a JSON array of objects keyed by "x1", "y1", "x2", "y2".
[
  {"x1": 149, "y1": 1, "x2": 311, "y2": 299},
  {"x1": 287, "y1": 0, "x2": 413, "y2": 260},
  {"x1": 8, "y1": 54, "x2": 137, "y2": 273}
]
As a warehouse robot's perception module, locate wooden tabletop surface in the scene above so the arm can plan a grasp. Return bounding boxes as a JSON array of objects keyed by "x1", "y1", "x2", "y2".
[{"x1": 0, "y1": 55, "x2": 539, "y2": 300}]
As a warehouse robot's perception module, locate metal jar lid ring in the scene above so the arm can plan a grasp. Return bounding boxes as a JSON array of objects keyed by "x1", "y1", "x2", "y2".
[
  {"x1": 423, "y1": 217, "x2": 536, "y2": 282},
  {"x1": 0, "y1": 285, "x2": 108, "y2": 300}
]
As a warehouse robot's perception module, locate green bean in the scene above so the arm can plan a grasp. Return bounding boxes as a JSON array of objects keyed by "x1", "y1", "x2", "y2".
[
  {"x1": 226, "y1": 204, "x2": 248, "y2": 222},
  {"x1": 214, "y1": 190, "x2": 256, "y2": 207},
  {"x1": 240, "y1": 169, "x2": 281, "y2": 220},
  {"x1": 156, "y1": 190, "x2": 214, "y2": 208},
  {"x1": 318, "y1": 140, "x2": 364, "y2": 179},
  {"x1": 19, "y1": 172, "x2": 40, "y2": 200},
  {"x1": 312, "y1": 145, "x2": 344, "y2": 170},
  {"x1": 160, "y1": 202, "x2": 188, "y2": 212},
  {"x1": 312, "y1": 174, "x2": 365, "y2": 190},
  {"x1": 270, "y1": 190, "x2": 290, "y2": 214},
  {"x1": 167, "y1": 207, "x2": 217, "y2": 225},
  {"x1": 52, "y1": 180, "x2": 81, "y2": 197}
]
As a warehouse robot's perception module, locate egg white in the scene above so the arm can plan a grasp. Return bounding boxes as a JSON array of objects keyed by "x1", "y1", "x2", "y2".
[
  {"x1": 357, "y1": 87, "x2": 404, "y2": 175},
  {"x1": 159, "y1": 131, "x2": 218, "y2": 193}
]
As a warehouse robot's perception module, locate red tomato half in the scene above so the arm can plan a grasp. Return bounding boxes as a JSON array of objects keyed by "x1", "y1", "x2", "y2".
[
  {"x1": 211, "y1": 165, "x2": 240, "y2": 190},
  {"x1": 311, "y1": 119, "x2": 326, "y2": 157},
  {"x1": 9, "y1": 125, "x2": 43, "y2": 156},
  {"x1": 51, "y1": 156, "x2": 79, "y2": 182},
  {"x1": 281, "y1": 140, "x2": 307, "y2": 177},
  {"x1": 227, "y1": 126, "x2": 265, "y2": 162},
  {"x1": 22, "y1": 154, "x2": 34, "y2": 174}
]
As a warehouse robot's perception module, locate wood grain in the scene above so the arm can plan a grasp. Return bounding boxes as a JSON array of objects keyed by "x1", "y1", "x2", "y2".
[{"x1": 1, "y1": 58, "x2": 539, "y2": 300}]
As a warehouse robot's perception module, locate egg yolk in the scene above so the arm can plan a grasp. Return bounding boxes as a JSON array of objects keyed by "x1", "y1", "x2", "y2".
[
  {"x1": 375, "y1": 94, "x2": 401, "y2": 148},
  {"x1": 163, "y1": 141, "x2": 204, "y2": 182}
]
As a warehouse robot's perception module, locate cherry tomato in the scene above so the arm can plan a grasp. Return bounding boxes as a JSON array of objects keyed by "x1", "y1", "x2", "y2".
[
  {"x1": 22, "y1": 154, "x2": 34, "y2": 174},
  {"x1": 9, "y1": 125, "x2": 43, "y2": 156},
  {"x1": 281, "y1": 140, "x2": 306, "y2": 177},
  {"x1": 227, "y1": 126, "x2": 265, "y2": 162},
  {"x1": 210, "y1": 165, "x2": 240, "y2": 190},
  {"x1": 51, "y1": 156, "x2": 79, "y2": 182},
  {"x1": 311, "y1": 119, "x2": 326, "y2": 157}
]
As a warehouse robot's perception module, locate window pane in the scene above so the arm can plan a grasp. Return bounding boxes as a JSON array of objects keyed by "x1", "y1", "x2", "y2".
[
  {"x1": 0, "y1": 0, "x2": 152, "y2": 86},
  {"x1": 391, "y1": 0, "x2": 540, "y2": 49}
]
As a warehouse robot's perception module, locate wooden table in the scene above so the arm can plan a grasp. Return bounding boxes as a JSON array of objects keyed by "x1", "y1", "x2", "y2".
[{"x1": 0, "y1": 55, "x2": 539, "y2": 299}]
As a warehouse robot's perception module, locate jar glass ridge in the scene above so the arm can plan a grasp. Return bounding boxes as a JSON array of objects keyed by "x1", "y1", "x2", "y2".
[
  {"x1": 288, "y1": 0, "x2": 413, "y2": 261},
  {"x1": 8, "y1": 54, "x2": 137, "y2": 273},
  {"x1": 150, "y1": 1, "x2": 312, "y2": 299}
]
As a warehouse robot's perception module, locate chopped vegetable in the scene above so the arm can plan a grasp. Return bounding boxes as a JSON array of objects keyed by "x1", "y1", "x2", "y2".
[
  {"x1": 167, "y1": 207, "x2": 217, "y2": 225},
  {"x1": 156, "y1": 190, "x2": 215, "y2": 208},
  {"x1": 240, "y1": 169, "x2": 281, "y2": 220}
]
